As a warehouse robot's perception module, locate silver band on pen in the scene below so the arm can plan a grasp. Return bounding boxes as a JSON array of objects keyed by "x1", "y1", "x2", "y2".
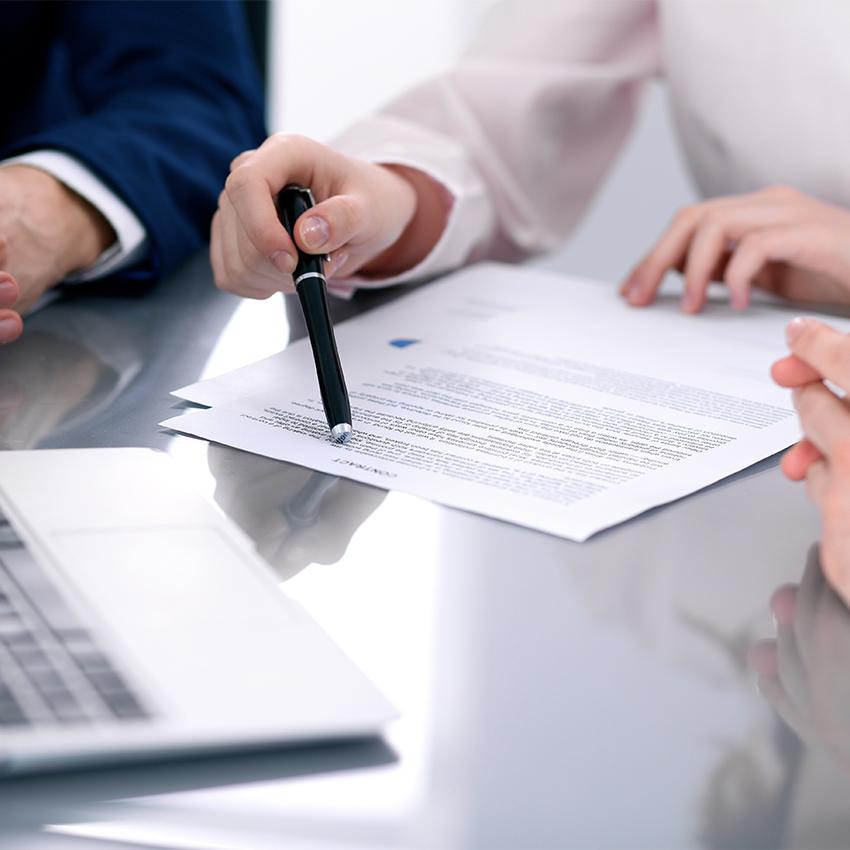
[{"x1": 294, "y1": 271, "x2": 327, "y2": 286}]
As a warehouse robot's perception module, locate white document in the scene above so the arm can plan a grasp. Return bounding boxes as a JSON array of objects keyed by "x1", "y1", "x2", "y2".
[{"x1": 163, "y1": 263, "x2": 847, "y2": 541}]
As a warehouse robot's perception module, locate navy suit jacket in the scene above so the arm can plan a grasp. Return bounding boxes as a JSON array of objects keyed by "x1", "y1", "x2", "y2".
[{"x1": 2, "y1": 0, "x2": 266, "y2": 282}]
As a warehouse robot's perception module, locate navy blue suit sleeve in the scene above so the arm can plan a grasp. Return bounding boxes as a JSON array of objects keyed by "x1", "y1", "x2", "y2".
[{"x1": 5, "y1": 1, "x2": 266, "y2": 281}]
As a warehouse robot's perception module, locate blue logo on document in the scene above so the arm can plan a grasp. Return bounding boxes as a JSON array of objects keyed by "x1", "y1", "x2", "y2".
[{"x1": 389, "y1": 338, "x2": 421, "y2": 348}]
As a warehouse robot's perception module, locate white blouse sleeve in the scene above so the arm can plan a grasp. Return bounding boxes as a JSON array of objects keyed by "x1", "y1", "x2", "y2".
[{"x1": 331, "y1": 0, "x2": 661, "y2": 291}]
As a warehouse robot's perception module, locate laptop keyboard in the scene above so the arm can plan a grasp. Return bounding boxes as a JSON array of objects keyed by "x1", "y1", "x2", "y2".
[{"x1": 0, "y1": 519, "x2": 149, "y2": 728}]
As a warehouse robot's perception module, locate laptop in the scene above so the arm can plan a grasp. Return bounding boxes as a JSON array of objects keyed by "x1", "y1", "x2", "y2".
[{"x1": 0, "y1": 448, "x2": 396, "y2": 775}]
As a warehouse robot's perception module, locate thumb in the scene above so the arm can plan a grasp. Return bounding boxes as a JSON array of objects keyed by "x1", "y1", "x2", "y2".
[{"x1": 294, "y1": 194, "x2": 368, "y2": 256}]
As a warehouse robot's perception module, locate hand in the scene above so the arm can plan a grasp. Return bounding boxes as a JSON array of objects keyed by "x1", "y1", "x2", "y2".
[
  {"x1": 0, "y1": 165, "x2": 114, "y2": 344},
  {"x1": 210, "y1": 133, "x2": 449, "y2": 299},
  {"x1": 748, "y1": 546, "x2": 850, "y2": 769},
  {"x1": 620, "y1": 186, "x2": 850, "y2": 313},
  {"x1": 772, "y1": 317, "x2": 850, "y2": 602}
]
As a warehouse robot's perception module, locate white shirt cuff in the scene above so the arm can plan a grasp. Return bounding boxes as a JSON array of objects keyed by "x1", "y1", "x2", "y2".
[{"x1": 0, "y1": 150, "x2": 149, "y2": 282}]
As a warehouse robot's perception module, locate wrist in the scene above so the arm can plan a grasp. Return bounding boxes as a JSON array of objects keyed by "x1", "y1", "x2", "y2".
[
  {"x1": 11, "y1": 165, "x2": 115, "y2": 277},
  {"x1": 361, "y1": 165, "x2": 451, "y2": 277},
  {"x1": 59, "y1": 180, "x2": 116, "y2": 274}
]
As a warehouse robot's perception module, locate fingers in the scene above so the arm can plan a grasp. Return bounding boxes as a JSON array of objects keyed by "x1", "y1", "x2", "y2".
[
  {"x1": 770, "y1": 584, "x2": 798, "y2": 626},
  {"x1": 218, "y1": 135, "x2": 331, "y2": 292},
  {"x1": 771, "y1": 354, "x2": 821, "y2": 388},
  {"x1": 215, "y1": 134, "x2": 377, "y2": 297},
  {"x1": 224, "y1": 162, "x2": 297, "y2": 272},
  {"x1": 722, "y1": 225, "x2": 803, "y2": 304},
  {"x1": 622, "y1": 207, "x2": 699, "y2": 307},
  {"x1": 680, "y1": 218, "x2": 727, "y2": 313},
  {"x1": 212, "y1": 188, "x2": 296, "y2": 298},
  {"x1": 781, "y1": 438, "x2": 823, "y2": 481},
  {"x1": 621, "y1": 186, "x2": 829, "y2": 313},
  {"x1": 294, "y1": 193, "x2": 369, "y2": 256},
  {"x1": 229, "y1": 149, "x2": 257, "y2": 172},
  {"x1": 747, "y1": 640, "x2": 778, "y2": 676},
  {"x1": 786, "y1": 317, "x2": 850, "y2": 394},
  {"x1": 0, "y1": 274, "x2": 22, "y2": 342},
  {"x1": 803, "y1": 458, "x2": 828, "y2": 504},
  {"x1": 0, "y1": 308, "x2": 22, "y2": 344},
  {"x1": 755, "y1": 671, "x2": 812, "y2": 739},
  {"x1": 793, "y1": 544, "x2": 827, "y2": 668},
  {"x1": 792, "y1": 382, "x2": 850, "y2": 459},
  {"x1": 622, "y1": 199, "x2": 768, "y2": 305}
]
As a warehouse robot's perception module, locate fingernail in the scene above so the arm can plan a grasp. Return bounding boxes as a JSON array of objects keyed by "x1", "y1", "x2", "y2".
[
  {"x1": 626, "y1": 278, "x2": 643, "y2": 304},
  {"x1": 300, "y1": 217, "x2": 329, "y2": 250},
  {"x1": 270, "y1": 250, "x2": 294, "y2": 274},
  {"x1": 786, "y1": 316, "x2": 812, "y2": 346},
  {"x1": 0, "y1": 318, "x2": 19, "y2": 344},
  {"x1": 0, "y1": 280, "x2": 16, "y2": 303}
]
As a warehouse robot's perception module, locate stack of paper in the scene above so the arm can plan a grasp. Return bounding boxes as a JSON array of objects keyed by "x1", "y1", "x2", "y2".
[{"x1": 162, "y1": 263, "x2": 841, "y2": 541}]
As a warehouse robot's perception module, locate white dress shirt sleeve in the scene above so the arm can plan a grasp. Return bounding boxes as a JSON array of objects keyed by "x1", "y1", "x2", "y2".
[
  {"x1": 0, "y1": 150, "x2": 149, "y2": 282},
  {"x1": 330, "y1": 0, "x2": 660, "y2": 294}
]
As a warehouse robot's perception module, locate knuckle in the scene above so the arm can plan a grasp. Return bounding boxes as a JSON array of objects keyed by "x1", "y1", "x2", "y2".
[
  {"x1": 254, "y1": 227, "x2": 285, "y2": 258},
  {"x1": 699, "y1": 209, "x2": 725, "y2": 232},
  {"x1": 739, "y1": 231, "x2": 768, "y2": 256},
  {"x1": 229, "y1": 149, "x2": 256, "y2": 172},
  {"x1": 766, "y1": 184, "x2": 800, "y2": 200},
  {"x1": 336, "y1": 194, "x2": 365, "y2": 234},
  {"x1": 224, "y1": 166, "x2": 253, "y2": 197},
  {"x1": 265, "y1": 131, "x2": 312, "y2": 154},
  {"x1": 672, "y1": 206, "x2": 699, "y2": 227}
]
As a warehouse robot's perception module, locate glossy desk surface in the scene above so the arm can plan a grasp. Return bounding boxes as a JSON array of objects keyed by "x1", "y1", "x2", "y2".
[{"x1": 1, "y1": 253, "x2": 848, "y2": 850}]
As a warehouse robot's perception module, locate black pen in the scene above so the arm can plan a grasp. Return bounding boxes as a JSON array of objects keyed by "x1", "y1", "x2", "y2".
[{"x1": 276, "y1": 185, "x2": 352, "y2": 443}]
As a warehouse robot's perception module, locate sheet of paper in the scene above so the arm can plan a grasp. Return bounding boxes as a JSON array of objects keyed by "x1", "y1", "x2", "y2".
[{"x1": 163, "y1": 263, "x2": 849, "y2": 541}]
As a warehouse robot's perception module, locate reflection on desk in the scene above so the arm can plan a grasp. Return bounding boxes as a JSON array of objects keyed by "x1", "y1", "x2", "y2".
[
  {"x1": 0, "y1": 308, "x2": 139, "y2": 449},
  {"x1": 0, "y1": 739, "x2": 396, "y2": 848},
  {"x1": 6, "y1": 249, "x2": 850, "y2": 850},
  {"x1": 0, "y1": 252, "x2": 243, "y2": 451},
  {"x1": 749, "y1": 545, "x2": 850, "y2": 849},
  {"x1": 207, "y1": 444, "x2": 387, "y2": 581}
]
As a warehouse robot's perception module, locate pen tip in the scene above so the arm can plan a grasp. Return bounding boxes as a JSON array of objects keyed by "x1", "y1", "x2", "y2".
[{"x1": 331, "y1": 424, "x2": 352, "y2": 444}]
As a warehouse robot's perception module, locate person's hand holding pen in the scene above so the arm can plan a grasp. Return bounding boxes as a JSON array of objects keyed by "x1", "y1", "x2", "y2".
[
  {"x1": 211, "y1": 133, "x2": 450, "y2": 296},
  {"x1": 772, "y1": 317, "x2": 850, "y2": 605},
  {"x1": 620, "y1": 186, "x2": 850, "y2": 313}
]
